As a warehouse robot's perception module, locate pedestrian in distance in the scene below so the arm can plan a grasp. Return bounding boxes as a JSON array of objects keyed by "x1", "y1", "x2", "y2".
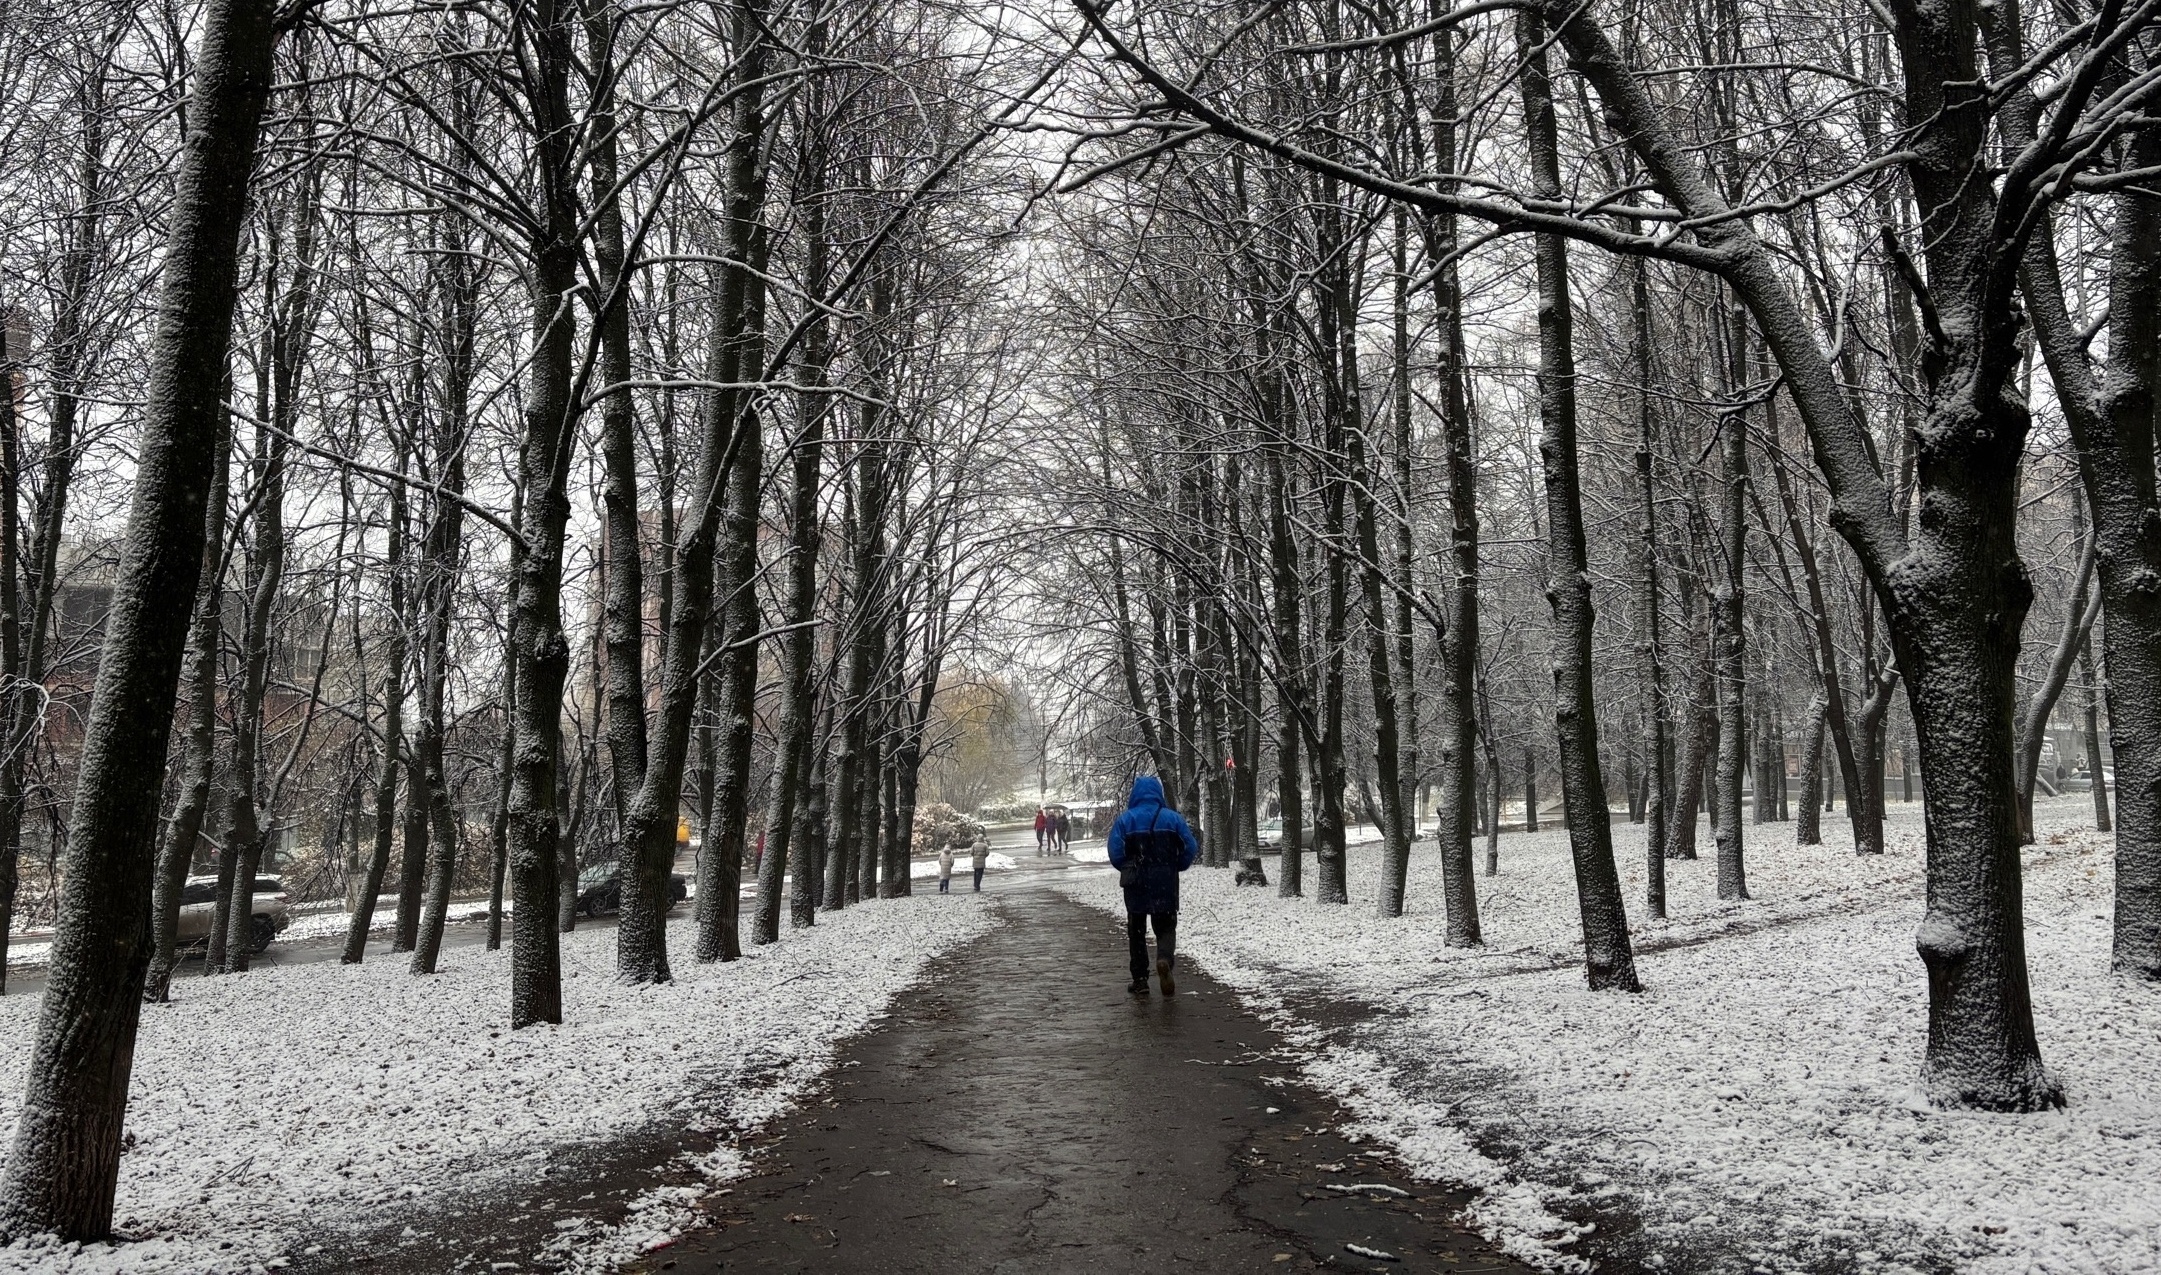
[
  {"x1": 938, "y1": 842, "x2": 955, "y2": 894},
  {"x1": 1106, "y1": 775, "x2": 1199, "y2": 996},
  {"x1": 1055, "y1": 808, "x2": 1071, "y2": 854},
  {"x1": 971, "y1": 834, "x2": 989, "y2": 891},
  {"x1": 1033, "y1": 806, "x2": 1048, "y2": 855}
]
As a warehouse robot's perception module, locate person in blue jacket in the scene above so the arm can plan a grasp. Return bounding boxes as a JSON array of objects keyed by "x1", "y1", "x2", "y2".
[{"x1": 1105, "y1": 774, "x2": 1200, "y2": 995}]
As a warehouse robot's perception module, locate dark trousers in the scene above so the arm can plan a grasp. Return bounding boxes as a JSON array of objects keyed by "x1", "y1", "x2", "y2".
[
  {"x1": 972, "y1": 867, "x2": 984, "y2": 891},
  {"x1": 1126, "y1": 910, "x2": 1176, "y2": 982}
]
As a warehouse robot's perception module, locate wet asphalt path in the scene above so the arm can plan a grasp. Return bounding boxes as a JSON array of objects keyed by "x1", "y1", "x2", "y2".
[{"x1": 640, "y1": 888, "x2": 1530, "y2": 1275}]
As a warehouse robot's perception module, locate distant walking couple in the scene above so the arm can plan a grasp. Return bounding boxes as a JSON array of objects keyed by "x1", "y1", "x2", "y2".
[
  {"x1": 1106, "y1": 775, "x2": 1198, "y2": 996},
  {"x1": 938, "y1": 835, "x2": 989, "y2": 893}
]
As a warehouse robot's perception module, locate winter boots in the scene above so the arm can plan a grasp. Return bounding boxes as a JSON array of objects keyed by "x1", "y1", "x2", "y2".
[{"x1": 1156, "y1": 956, "x2": 1175, "y2": 996}]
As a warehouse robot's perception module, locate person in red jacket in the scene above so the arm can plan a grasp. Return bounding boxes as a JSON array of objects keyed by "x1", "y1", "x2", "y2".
[{"x1": 1033, "y1": 807, "x2": 1048, "y2": 856}]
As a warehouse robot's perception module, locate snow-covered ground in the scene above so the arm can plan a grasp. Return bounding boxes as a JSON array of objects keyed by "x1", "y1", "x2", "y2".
[
  {"x1": 1058, "y1": 797, "x2": 2161, "y2": 1275},
  {"x1": 3, "y1": 939, "x2": 49, "y2": 971},
  {"x1": 0, "y1": 893, "x2": 996, "y2": 1274}
]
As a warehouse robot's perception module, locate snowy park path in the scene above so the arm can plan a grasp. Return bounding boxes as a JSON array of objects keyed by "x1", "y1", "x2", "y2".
[{"x1": 643, "y1": 889, "x2": 1533, "y2": 1274}]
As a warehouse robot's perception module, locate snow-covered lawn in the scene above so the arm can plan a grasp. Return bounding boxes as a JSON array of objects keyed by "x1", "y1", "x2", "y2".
[
  {"x1": 1058, "y1": 798, "x2": 2161, "y2": 1275},
  {"x1": 0, "y1": 893, "x2": 997, "y2": 1274}
]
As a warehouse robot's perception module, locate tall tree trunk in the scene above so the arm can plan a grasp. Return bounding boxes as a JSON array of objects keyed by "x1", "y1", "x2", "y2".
[
  {"x1": 1367, "y1": 217, "x2": 1412, "y2": 915},
  {"x1": 393, "y1": 744, "x2": 427, "y2": 952},
  {"x1": 222, "y1": 179, "x2": 316, "y2": 974},
  {"x1": 1309, "y1": 196, "x2": 1354, "y2": 907},
  {"x1": 1996, "y1": 0, "x2": 2158, "y2": 978},
  {"x1": 146, "y1": 410, "x2": 233, "y2": 999},
  {"x1": 1710, "y1": 304, "x2": 1749, "y2": 900},
  {"x1": 411, "y1": 210, "x2": 475, "y2": 975},
  {"x1": 695, "y1": 1, "x2": 769, "y2": 953},
  {"x1": 505, "y1": 0, "x2": 583, "y2": 1029},
  {"x1": 487, "y1": 654, "x2": 515, "y2": 951},
  {"x1": 343, "y1": 480, "x2": 408, "y2": 965},
  {"x1": 1, "y1": 71, "x2": 104, "y2": 992},
  {"x1": 1521, "y1": 11, "x2": 1638, "y2": 991},
  {"x1": 2082, "y1": 635, "x2": 2111, "y2": 833},
  {"x1": 1631, "y1": 258, "x2": 1669, "y2": 918},
  {"x1": 1421, "y1": 137, "x2": 1481, "y2": 940},
  {"x1": 756, "y1": 335, "x2": 830, "y2": 939},
  {"x1": 0, "y1": 0, "x2": 280, "y2": 1235},
  {"x1": 1668, "y1": 644, "x2": 1712, "y2": 858},
  {"x1": 1766, "y1": 423, "x2": 1876, "y2": 854},
  {"x1": 1795, "y1": 696, "x2": 1827, "y2": 846},
  {"x1": 2014, "y1": 533, "x2": 2099, "y2": 842},
  {"x1": 830, "y1": 273, "x2": 892, "y2": 911},
  {"x1": 1266, "y1": 403, "x2": 1307, "y2": 900}
]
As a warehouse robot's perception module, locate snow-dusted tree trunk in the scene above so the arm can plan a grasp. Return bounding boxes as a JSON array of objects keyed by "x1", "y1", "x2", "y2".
[
  {"x1": 1666, "y1": 649, "x2": 1711, "y2": 859},
  {"x1": 486, "y1": 652, "x2": 515, "y2": 952},
  {"x1": 221, "y1": 175, "x2": 317, "y2": 974},
  {"x1": 694, "y1": 1, "x2": 769, "y2": 954},
  {"x1": 0, "y1": 0, "x2": 280, "y2": 1234},
  {"x1": 1264, "y1": 367, "x2": 1307, "y2": 900},
  {"x1": 344, "y1": 477, "x2": 407, "y2": 965},
  {"x1": 0, "y1": 62, "x2": 103, "y2": 993},
  {"x1": 1366, "y1": 218, "x2": 1413, "y2": 916},
  {"x1": 1520, "y1": 11, "x2": 1638, "y2": 992},
  {"x1": 1309, "y1": 203, "x2": 1354, "y2": 906},
  {"x1": 757, "y1": 318, "x2": 829, "y2": 937},
  {"x1": 2081, "y1": 640, "x2": 2111, "y2": 834},
  {"x1": 392, "y1": 732, "x2": 428, "y2": 953},
  {"x1": 504, "y1": 0, "x2": 584, "y2": 1029},
  {"x1": 1795, "y1": 698, "x2": 1827, "y2": 845},
  {"x1": 2011, "y1": 49, "x2": 2161, "y2": 976},
  {"x1": 1709, "y1": 303, "x2": 1749, "y2": 898},
  {"x1": 831, "y1": 283, "x2": 892, "y2": 910},
  {"x1": 411, "y1": 191, "x2": 476, "y2": 977},
  {"x1": 1415, "y1": 49, "x2": 1483, "y2": 936},
  {"x1": 2014, "y1": 533, "x2": 2098, "y2": 842},
  {"x1": 1542, "y1": 0, "x2": 2056, "y2": 1103},
  {"x1": 1631, "y1": 258, "x2": 1669, "y2": 917},
  {"x1": 147, "y1": 411, "x2": 233, "y2": 1000}
]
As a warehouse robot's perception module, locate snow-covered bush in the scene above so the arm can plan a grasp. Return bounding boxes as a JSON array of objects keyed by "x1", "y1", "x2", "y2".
[{"x1": 911, "y1": 802, "x2": 982, "y2": 852}]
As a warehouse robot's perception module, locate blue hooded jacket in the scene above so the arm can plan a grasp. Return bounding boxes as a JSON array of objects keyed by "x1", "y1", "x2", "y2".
[{"x1": 1106, "y1": 775, "x2": 1200, "y2": 913}]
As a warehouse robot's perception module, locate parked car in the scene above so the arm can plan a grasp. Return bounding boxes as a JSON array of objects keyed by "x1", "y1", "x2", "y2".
[
  {"x1": 176, "y1": 875, "x2": 292, "y2": 954},
  {"x1": 1258, "y1": 818, "x2": 1284, "y2": 852},
  {"x1": 575, "y1": 863, "x2": 689, "y2": 917}
]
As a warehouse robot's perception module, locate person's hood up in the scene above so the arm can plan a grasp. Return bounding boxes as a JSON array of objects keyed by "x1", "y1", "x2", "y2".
[{"x1": 1127, "y1": 775, "x2": 1166, "y2": 809}]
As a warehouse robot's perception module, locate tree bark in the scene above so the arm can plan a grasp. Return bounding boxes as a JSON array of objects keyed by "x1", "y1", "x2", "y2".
[
  {"x1": 1521, "y1": 10, "x2": 1638, "y2": 991},
  {"x1": 1711, "y1": 305, "x2": 1750, "y2": 900},
  {"x1": 505, "y1": 0, "x2": 583, "y2": 1028},
  {"x1": 0, "y1": 0, "x2": 280, "y2": 1235},
  {"x1": 2014, "y1": 532, "x2": 2099, "y2": 842},
  {"x1": 1366, "y1": 219, "x2": 1412, "y2": 916},
  {"x1": 695, "y1": 1, "x2": 769, "y2": 954},
  {"x1": 343, "y1": 480, "x2": 408, "y2": 965},
  {"x1": 1795, "y1": 696, "x2": 1827, "y2": 846},
  {"x1": 1631, "y1": 258, "x2": 1668, "y2": 918},
  {"x1": 1265, "y1": 379, "x2": 1307, "y2": 900},
  {"x1": 410, "y1": 212, "x2": 475, "y2": 976},
  {"x1": 146, "y1": 408, "x2": 233, "y2": 1000}
]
